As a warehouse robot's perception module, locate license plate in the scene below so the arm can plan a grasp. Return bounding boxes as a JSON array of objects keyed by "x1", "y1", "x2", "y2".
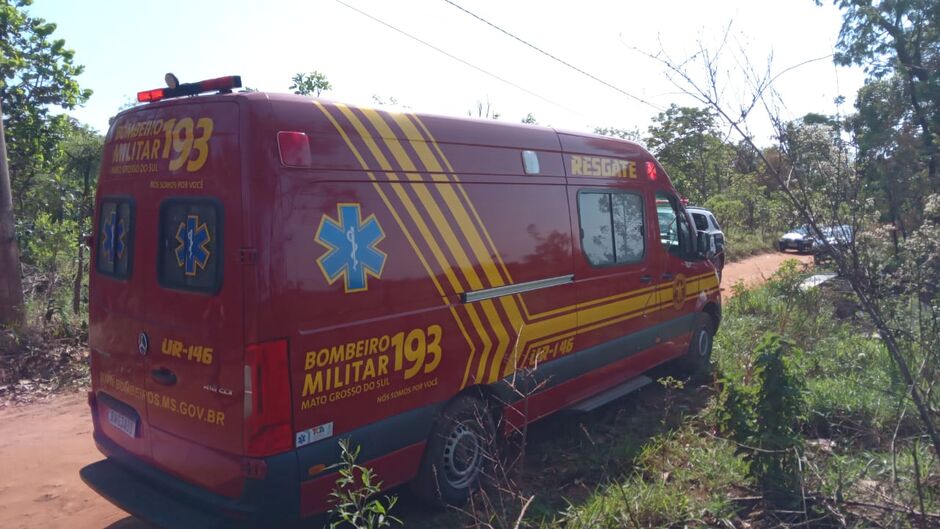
[{"x1": 107, "y1": 408, "x2": 137, "y2": 438}]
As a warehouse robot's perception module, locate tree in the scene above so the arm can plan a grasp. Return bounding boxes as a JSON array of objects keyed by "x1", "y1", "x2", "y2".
[
  {"x1": 290, "y1": 71, "x2": 332, "y2": 97},
  {"x1": 645, "y1": 104, "x2": 734, "y2": 203},
  {"x1": 828, "y1": 0, "x2": 940, "y2": 179},
  {"x1": 641, "y1": 35, "x2": 940, "y2": 463},
  {"x1": 468, "y1": 98, "x2": 500, "y2": 120},
  {"x1": 0, "y1": 0, "x2": 91, "y2": 326},
  {"x1": 0, "y1": 97, "x2": 22, "y2": 326},
  {"x1": 593, "y1": 126, "x2": 640, "y2": 142},
  {"x1": 59, "y1": 124, "x2": 102, "y2": 314},
  {"x1": 521, "y1": 113, "x2": 537, "y2": 125}
]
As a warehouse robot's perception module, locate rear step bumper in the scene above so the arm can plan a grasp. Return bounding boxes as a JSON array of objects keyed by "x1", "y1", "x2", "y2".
[
  {"x1": 82, "y1": 431, "x2": 300, "y2": 529},
  {"x1": 81, "y1": 460, "x2": 231, "y2": 529}
]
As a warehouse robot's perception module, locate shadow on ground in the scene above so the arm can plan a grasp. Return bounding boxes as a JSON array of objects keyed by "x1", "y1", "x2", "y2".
[
  {"x1": 103, "y1": 518, "x2": 154, "y2": 529},
  {"x1": 400, "y1": 365, "x2": 715, "y2": 528}
]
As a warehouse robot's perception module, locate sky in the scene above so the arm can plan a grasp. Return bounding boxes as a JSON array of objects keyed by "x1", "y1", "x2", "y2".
[{"x1": 29, "y1": 0, "x2": 867, "y2": 142}]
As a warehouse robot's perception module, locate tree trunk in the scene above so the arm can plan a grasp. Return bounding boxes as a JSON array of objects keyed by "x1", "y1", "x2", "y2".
[
  {"x1": 0, "y1": 98, "x2": 25, "y2": 327},
  {"x1": 72, "y1": 158, "x2": 92, "y2": 315},
  {"x1": 72, "y1": 235, "x2": 83, "y2": 314}
]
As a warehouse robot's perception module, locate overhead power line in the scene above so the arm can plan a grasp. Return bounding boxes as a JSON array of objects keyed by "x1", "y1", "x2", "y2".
[
  {"x1": 442, "y1": 0, "x2": 663, "y2": 112},
  {"x1": 334, "y1": 0, "x2": 586, "y2": 118}
]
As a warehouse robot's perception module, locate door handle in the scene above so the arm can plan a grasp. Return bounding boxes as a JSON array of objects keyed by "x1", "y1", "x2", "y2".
[
  {"x1": 662, "y1": 273, "x2": 674, "y2": 281},
  {"x1": 640, "y1": 275, "x2": 653, "y2": 284},
  {"x1": 151, "y1": 368, "x2": 178, "y2": 386}
]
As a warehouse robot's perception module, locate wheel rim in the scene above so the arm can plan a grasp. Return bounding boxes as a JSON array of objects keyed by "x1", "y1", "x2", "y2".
[
  {"x1": 697, "y1": 328, "x2": 711, "y2": 357},
  {"x1": 441, "y1": 420, "x2": 484, "y2": 489}
]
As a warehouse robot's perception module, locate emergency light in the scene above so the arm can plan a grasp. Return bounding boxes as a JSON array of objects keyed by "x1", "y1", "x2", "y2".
[{"x1": 137, "y1": 75, "x2": 242, "y2": 103}]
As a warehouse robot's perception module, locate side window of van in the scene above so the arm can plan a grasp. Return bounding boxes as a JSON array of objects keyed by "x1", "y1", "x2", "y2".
[
  {"x1": 96, "y1": 198, "x2": 134, "y2": 279},
  {"x1": 578, "y1": 191, "x2": 645, "y2": 266},
  {"x1": 655, "y1": 191, "x2": 694, "y2": 257},
  {"x1": 158, "y1": 199, "x2": 223, "y2": 294}
]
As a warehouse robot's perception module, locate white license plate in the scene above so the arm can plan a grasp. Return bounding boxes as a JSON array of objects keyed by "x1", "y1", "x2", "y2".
[{"x1": 107, "y1": 408, "x2": 137, "y2": 438}]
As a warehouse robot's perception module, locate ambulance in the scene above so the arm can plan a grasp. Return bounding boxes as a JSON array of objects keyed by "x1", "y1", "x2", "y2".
[{"x1": 80, "y1": 76, "x2": 721, "y2": 527}]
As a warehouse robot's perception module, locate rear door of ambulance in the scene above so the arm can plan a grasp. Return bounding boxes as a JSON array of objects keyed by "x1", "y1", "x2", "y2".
[{"x1": 91, "y1": 98, "x2": 247, "y2": 495}]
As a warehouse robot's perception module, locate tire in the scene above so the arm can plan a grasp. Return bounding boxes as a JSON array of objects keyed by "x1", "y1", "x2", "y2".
[
  {"x1": 412, "y1": 395, "x2": 495, "y2": 506},
  {"x1": 673, "y1": 316, "x2": 715, "y2": 377},
  {"x1": 778, "y1": 242, "x2": 786, "y2": 252},
  {"x1": 796, "y1": 242, "x2": 805, "y2": 254}
]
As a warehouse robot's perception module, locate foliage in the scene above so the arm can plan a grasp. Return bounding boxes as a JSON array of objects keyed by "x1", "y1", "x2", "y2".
[
  {"x1": 592, "y1": 126, "x2": 640, "y2": 142},
  {"x1": 1, "y1": 0, "x2": 92, "y2": 197},
  {"x1": 290, "y1": 70, "x2": 332, "y2": 97},
  {"x1": 0, "y1": 1, "x2": 97, "y2": 337},
  {"x1": 719, "y1": 334, "x2": 806, "y2": 508},
  {"x1": 328, "y1": 439, "x2": 401, "y2": 529},
  {"x1": 521, "y1": 113, "x2": 538, "y2": 125},
  {"x1": 644, "y1": 104, "x2": 736, "y2": 205},
  {"x1": 750, "y1": 335, "x2": 805, "y2": 507},
  {"x1": 469, "y1": 98, "x2": 501, "y2": 120}
]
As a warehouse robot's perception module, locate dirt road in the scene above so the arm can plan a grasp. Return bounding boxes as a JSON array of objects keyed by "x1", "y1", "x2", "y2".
[{"x1": 0, "y1": 251, "x2": 813, "y2": 529}]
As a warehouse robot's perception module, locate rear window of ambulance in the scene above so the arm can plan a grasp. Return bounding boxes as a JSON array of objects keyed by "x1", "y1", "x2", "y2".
[
  {"x1": 96, "y1": 198, "x2": 134, "y2": 279},
  {"x1": 157, "y1": 199, "x2": 223, "y2": 294}
]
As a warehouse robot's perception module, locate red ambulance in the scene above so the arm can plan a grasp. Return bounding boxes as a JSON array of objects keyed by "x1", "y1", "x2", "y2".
[{"x1": 81, "y1": 76, "x2": 721, "y2": 527}]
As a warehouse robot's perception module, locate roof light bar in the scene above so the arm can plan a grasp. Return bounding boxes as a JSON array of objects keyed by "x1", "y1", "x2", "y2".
[{"x1": 137, "y1": 75, "x2": 242, "y2": 103}]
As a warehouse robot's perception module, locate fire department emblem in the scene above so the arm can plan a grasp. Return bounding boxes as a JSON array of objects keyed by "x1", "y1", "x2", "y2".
[
  {"x1": 102, "y1": 210, "x2": 127, "y2": 264},
  {"x1": 672, "y1": 274, "x2": 687, "y2": 309},
  {"x1": 315, "y1": 203, "x2": 387, "y2": 293},
  {"x1": 174, "y1": 215, "x2": 212, "y2": 277}
]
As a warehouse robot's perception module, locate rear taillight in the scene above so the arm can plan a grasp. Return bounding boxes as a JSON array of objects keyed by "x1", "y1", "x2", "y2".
[{"x1": 244, "y1": 339, "x2": 292, "y2": 457}]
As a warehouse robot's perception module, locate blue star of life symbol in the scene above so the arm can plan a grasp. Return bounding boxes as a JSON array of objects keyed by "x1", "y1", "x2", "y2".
[
  {"x1": 174, "y1": 215, "x2": 212, "y2": 276},
  {"x1": 101, "y1": 210, "x2": 126, "y2": 264},
  {"x1": 315, "y1": 204, "x2": 387, "y2": 293}
]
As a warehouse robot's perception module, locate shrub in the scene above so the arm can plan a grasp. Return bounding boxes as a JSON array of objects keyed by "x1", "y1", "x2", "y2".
[{"x1": 328, "y1": 439, "x2": 400, "y2": 529}]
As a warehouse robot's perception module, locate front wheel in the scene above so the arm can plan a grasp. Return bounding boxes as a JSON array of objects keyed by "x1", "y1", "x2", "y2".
[
  {"x1": 412, "y1": 395, "x2": 495, "y2": 506},
  {"x1": 674, "y1": 317, "x2": 715, "y2": 377}
]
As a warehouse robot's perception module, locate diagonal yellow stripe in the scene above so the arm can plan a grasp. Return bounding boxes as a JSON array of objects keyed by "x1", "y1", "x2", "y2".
[
  {"x1": 387, "y1": 112, "x2": 529, "y2": 382},
  {"x1": 356, "y1": 107, "x2": 510, "y2": 386},
  {"x1": 333, "y1": 104, "x2": 465, "y2": 295},
  {"x1": 313, "y1": 101, "x2": 478, "y2": 384}
]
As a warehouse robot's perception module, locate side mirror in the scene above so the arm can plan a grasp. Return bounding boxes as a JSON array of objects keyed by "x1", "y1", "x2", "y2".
[{"x1": 696, "y1": 230, "x2": 716, "y2": 259}]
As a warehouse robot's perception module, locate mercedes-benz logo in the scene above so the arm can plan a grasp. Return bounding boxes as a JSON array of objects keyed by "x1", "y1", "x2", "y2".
[{"x1": 138, "y1": 332, "x2": 149, "y2": 356}]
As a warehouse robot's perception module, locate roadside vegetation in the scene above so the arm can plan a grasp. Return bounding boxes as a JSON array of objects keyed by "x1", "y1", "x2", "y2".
[{"x1": 398, "y1": 263, "x2": 936, "y2": 529}]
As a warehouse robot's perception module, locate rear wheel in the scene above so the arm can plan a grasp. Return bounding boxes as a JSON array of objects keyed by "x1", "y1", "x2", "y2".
[
  {"x1": 412, "y1": 395, "x2": 495, "y2": 506},
  {"x1": 674, "y1": 316, "x2": 715, "y2": 377}
]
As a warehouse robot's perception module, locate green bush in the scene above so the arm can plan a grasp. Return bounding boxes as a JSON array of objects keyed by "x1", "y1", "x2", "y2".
[{"x1": 328, "y1": 439, "x2": 400, "y2": 529}]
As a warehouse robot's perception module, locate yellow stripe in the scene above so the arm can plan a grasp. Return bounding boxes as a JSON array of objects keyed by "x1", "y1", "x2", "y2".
[
  {"x1": 358, "y1": 108, "x2": 513, "y2": 385},
  {"x1": 462, "y1": 303, "x2": 492, "y2": 386},
  {"x1": 333, "y1": 104, "x2": 465, "y2": 295},
  {"x1": 411, "y1": 115, "x2": 516, "y2": 285},
  {"x1": 388, "y1": 112, "x2": 529, "y2": 381},
  {"x1": 313, "y1": 101, "x2": 476, "y2": 363},
  {"x1": 335, "y1": 104, "x2": 504, "y2": 388},
  {"x1": 313, "y1": 102, "x2": 447, "y2": 299}
]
